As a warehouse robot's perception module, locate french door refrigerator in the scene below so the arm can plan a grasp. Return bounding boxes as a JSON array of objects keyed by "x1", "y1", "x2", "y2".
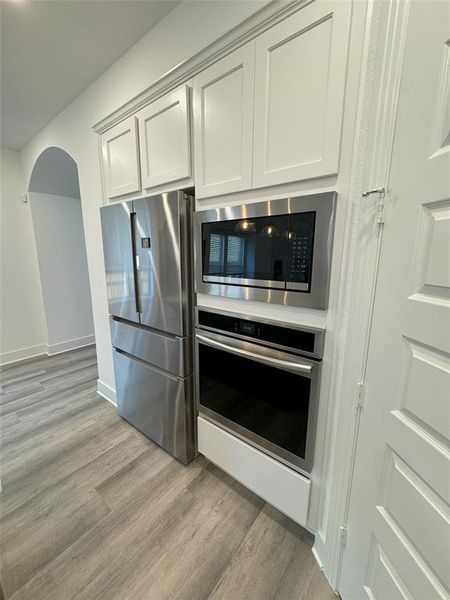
[{"x1": 100, "y1": 191, "x2": 195, "y2": 464}]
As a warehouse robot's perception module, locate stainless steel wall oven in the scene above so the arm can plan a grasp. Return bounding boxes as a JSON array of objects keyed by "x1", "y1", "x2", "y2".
[
  {"x1": 195, "y1": 192, "x2": 336, "y2": 310},
  {"x1": 195, "y1": 309, "x2": 324, "y2": 474}
]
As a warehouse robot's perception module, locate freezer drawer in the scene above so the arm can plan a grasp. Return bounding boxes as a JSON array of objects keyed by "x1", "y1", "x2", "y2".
[
  {"x1": 110, "y1": 318, "x2": 192, "y2": 377},
  {"x1": 113, "y1": 349, "x2": 195, "y2": 464}
]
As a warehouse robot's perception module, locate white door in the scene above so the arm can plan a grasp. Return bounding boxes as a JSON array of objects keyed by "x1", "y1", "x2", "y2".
[
  {"x1": 101, "y1": 116, "x2": 141, "y2": 200},
  {"x1": 193, "y1": 43, "x2": 254, "y2": 198},
  {"x1": 252, "y1": 0, "x2": 351, "y2": 188},
  {"x1": 340, "y1": 3, "x2": 450, "y2": 599},
  {"x1": 138, "y1": 86, "x2": 191, "y2": 190}
]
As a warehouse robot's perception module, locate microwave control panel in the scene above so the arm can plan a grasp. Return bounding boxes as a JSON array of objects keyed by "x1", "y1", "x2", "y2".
[{"x1": 288, "y1": 236, "x2": 313, "y2": 284}]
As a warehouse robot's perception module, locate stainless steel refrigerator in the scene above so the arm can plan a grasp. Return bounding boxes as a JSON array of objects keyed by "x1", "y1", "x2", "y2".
[{"x1": 100, "y1": 191, "x2": 195, "y2": 464}]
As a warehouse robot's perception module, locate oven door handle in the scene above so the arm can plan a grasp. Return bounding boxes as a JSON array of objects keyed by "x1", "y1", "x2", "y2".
[{"x1": 196, "y1": 333, "x2": 313, "y2": 378}]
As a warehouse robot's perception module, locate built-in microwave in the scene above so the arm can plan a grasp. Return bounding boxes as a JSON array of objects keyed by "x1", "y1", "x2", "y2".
[{"x1": 195, "y1": 193, "x2": 336, "y2": 310}]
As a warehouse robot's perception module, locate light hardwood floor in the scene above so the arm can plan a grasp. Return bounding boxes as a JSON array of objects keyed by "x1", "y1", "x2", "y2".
[{"x1": 0, "y1": 346, "x2": 335, "y2": 600}]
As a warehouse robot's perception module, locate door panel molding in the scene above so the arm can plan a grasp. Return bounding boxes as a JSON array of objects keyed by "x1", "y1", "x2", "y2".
[
  {"x1": 373, "y1": 507, "x2": 447, "y2": 600},
  {"x1": 364, "y1": 538, "x2": 413, "y2": 600},
  {"x1": 408, "y1": 198, "x2": 450, "y2": 306}
]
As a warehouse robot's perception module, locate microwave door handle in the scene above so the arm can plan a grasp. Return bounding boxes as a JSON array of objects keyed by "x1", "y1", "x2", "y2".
[{"x1": 196, "y1": 334, "x2": 313, "y2": 378}]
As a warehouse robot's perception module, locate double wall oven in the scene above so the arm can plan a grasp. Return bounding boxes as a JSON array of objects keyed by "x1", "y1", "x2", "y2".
[
  {"x1": 195, "y1": 192, "x2": 336, "y2": 310},
  {"x1": 195, "y1": 309, "x2": 324, "y2": 474}
]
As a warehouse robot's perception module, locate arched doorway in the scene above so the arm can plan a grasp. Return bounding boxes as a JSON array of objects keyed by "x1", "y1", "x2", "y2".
[{"x1": 28, "y1": 147, "x2": 94, "y2": 353}]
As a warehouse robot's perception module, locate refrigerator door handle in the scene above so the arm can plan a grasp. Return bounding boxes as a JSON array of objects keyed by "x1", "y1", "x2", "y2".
[{"x1": 130, "y1": 211, "x2": 142, "y2": 315}]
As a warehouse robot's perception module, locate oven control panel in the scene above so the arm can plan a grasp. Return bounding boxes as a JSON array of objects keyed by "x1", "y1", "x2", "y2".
[{"x1": 197, "y1": 310, "x2": 322, "y2": 358}]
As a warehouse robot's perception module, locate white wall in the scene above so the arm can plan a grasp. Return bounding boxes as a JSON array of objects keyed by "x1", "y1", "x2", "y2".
[
  {"x1": 0, "y1": 147, "x2": 47, "y2": 364},
  {"x1": 29, "y1": 192, "x2": 94, "y2": 353},
  {"x1": 19, "y1": 0, "x2": 269, "y2": 393}
]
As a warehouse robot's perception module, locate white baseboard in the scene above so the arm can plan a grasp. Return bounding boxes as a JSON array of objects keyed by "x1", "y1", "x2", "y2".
[
  {"x1": 97, "y1": 379, "x2": 117, "y2": 407},
  {"x1": 0, "y1": 335, "x2": 96, "y2": 368},
  {"x1": 312, "y1": 545, "x2": 324, "y2": 570},
  {"x1": 0, "y1": 343, "x2": 47, "y2": 367},
  {"x1": 311, "y1": 545, "x2": 338, "y2": 595},
  {"x1": 46, "y1": 335, "x2": 95, "y2": 355}
]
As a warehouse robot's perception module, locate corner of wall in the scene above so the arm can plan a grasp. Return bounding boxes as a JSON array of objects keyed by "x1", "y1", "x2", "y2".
[{"x1": 97, "y1": 379, "x2": 117, "y2": 407}]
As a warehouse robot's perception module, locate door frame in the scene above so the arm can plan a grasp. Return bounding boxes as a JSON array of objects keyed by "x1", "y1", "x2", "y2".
[{"x1": 312, "y1": 0, "x2": 412, "y2": 591}]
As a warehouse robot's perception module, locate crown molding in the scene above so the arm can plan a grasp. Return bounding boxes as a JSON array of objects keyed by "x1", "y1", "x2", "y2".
[{"x1": 92, "y1": 0, "x2": 310, "y2": 134}]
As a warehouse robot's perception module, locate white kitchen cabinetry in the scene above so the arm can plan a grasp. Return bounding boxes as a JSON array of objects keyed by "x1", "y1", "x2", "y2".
[
  {"x1": 198, "y1": 416, "x2": 311, "y2": 526},
  {"x1": 252, "y1": 1, "x2": 351, "y2": 187},
  {"x1": 137, "y1": 86, "x2": 191, "y2": 190},
  {"x1": 101, "y1": 116, "x2": 141, "y2": 200},
  {"x1": 193, "y1": 44, "x2": 255, "y2": 198}
]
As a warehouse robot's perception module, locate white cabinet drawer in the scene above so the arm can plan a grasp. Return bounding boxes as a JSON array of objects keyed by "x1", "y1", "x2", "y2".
[
  {"x1": 193, "y1": 44, "x2": 255, "y2": 198},
  {"x1": 101, "y1": 116, "x2": 141, "y2": 199},
  {"x1": 138, "y1": 86, "x2": 191, "y2": 190},
  {"x1": 197, "y1": 416, "x2": 311, "y2": 527}
]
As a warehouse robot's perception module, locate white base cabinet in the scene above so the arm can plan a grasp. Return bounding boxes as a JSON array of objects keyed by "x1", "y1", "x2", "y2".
[{"x1": 197, "y1": 416, "x2": 311, "y2": 527}]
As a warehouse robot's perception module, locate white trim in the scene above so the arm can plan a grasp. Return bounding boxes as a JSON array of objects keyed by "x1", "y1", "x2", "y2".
[
  {"x1": 311, "y1": 545, "x2": 324, "y2": 570},
  {"x1": 46, "y1": 335, "x2": 95, "y2": 355},
  {"x1": 92, "y1": 0, "x2": 311, "y2": 134},
  {"x1": 97, "y1": 379, "x2": 117, "y2": 407},
  {"x1": 0, "y1": 336, "x2": 96, "y2": 367},
  {"x1": 0, "y1": 343, "x2": 47, "y2": 367},
  {"x1": 196, "y1": 175, "x2": 338, "y2": 210},
  {"x1": 312, "y1": 0, "x2": 412, "y2": 591}
]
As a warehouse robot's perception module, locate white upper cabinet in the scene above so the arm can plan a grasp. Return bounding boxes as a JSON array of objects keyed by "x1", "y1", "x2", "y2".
[
  {"x1": 252, "y1": 1, "x2": 351, "y2": 188},
  {"x1": 193, "y1": 44, "x2": 255, "y2": 198},
  {"x1": 137, "y1": 86, "x2": 191, "y2": 190},
  {"x1": 99, "y1": 1, "x2": 352, "y2": 201},
  {"x1": 101, "y1": 116, "x2": 141, "y2": 199}
]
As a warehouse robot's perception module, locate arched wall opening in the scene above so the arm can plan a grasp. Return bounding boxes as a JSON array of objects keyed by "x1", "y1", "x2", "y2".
[{"x1": 28, "y1": 147, "x2": 95, "y2": 353}]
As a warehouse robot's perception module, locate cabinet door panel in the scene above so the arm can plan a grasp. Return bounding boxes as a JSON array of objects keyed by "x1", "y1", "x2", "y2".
[
  {"x1": 138, "y1": 86, "x2": 191, "y2": 190},
  {"x1": 253, "y1": 1, "x2": 351, "y2": 187},
  {"x1": 193, "y1": 44, "x2": 255, "y2": 198},
  {"x1": 101, "y1": 116, "x2": 141, "y2": 199}
]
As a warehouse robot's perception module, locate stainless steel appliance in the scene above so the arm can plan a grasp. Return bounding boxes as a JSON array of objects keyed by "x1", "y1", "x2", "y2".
[
  {"x1": 195, "y1": 308, "x2": 324, "y2": 474},
  {"x1": 100, "y1": 191, "x2": 195, "y2": 465},
  {"x1": 195, "y1": 192, "x2": 336, "y2": 309}
]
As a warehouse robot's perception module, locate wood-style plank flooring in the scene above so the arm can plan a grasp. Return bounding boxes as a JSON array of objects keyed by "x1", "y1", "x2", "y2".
[{"x1": 0, "y1": 346, "x2": 335, "y2": 600}]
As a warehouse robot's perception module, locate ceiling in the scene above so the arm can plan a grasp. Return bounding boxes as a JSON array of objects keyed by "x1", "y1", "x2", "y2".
[{"x1": 0, "y1": 0, "x2": 180, "y2": 150}]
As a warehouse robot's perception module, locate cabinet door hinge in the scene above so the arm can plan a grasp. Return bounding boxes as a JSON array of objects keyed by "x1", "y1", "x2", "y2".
[
  {"x1": 340, "y1": 525, "x2": 348, "y2": 547},
  {"x1": 356, "y1": 381, "x2": 365, "y2": 409},
  {"x1": 362, "y1": 187, "x2": 386, "y2": 224}
]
